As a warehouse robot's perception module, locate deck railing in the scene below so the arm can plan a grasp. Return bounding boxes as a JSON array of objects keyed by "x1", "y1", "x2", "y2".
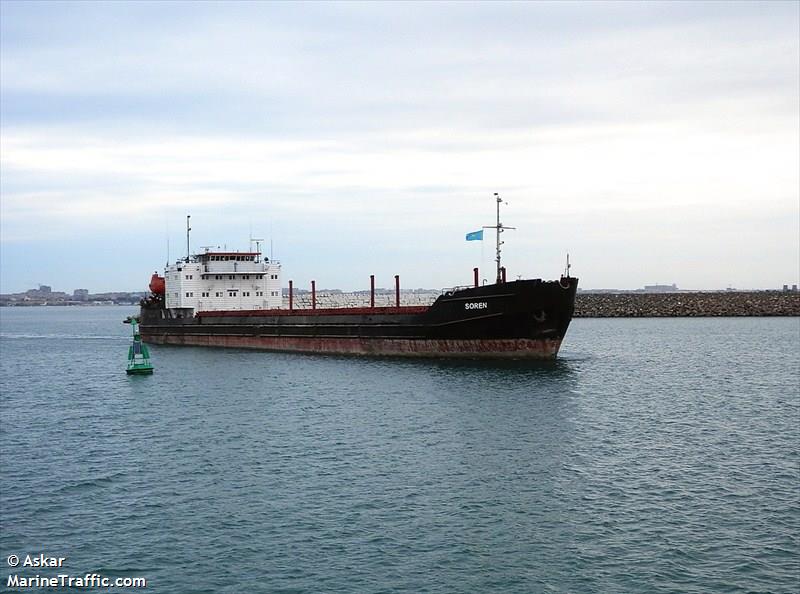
[{"x1": 284, "y1": 291, "x2": 443, "y2": 310}]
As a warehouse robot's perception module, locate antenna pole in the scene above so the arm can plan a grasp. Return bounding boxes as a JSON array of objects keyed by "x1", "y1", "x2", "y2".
[
  {"x1": 186, "y1": 215, "x2": 191, "y2": 261},
  {"x1": 483, "y1": 193, "x2": 515, "y2": 284},
  {"x1": 495, "y1": 193, "x2": 502, "y2": 283}
]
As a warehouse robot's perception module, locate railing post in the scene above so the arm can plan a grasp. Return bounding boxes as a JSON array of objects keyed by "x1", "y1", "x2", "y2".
[
  {"x1": 289, "y1": 280, "x2": 293, "y2": 311},
  {"x1": 395, "y1": 275, "x2": 400, "y2": 308},
  {"x1": 473, "y1": 267, "x2": 479, "y2": 288},
  {"x1": 370, "y1": 274, "x2": 375, "y2": 309},
  {"x1": 311, "y1": 280, "x2": 316, "y2": 310}
]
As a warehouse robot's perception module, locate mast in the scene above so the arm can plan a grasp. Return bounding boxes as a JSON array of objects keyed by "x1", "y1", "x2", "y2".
[
  {"x1": 186, "y1": 215, "x2": 191, "y2": 261},
  {"x1": 495, "y1": 193, "x2": 501, "y2": 282},
  {"x1": 483, "y1": 193, "x2": 515, "y2": 283},
  {"x1": 166, "y1": 219, "x2": 170, "y2": 267}
]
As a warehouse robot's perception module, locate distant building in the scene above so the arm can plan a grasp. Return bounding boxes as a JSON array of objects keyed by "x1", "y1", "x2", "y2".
[
  {"x1": 25, "y1": 285, "x2": 52, "y2": 295},
  {"x1": 643, "y1": 283, "x2": 678, "y2": 293},
  {"x1": 73, "y1": 289, "x2": 89, "y2": 301},
  {"x1": 16, "y1": 285, "x2": 68, "y2": 302}
]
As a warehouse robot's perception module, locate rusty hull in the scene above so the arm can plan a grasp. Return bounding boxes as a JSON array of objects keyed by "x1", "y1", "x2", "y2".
[{"x1": 143, "y1": 333, "x2": 563, "y2": 359}]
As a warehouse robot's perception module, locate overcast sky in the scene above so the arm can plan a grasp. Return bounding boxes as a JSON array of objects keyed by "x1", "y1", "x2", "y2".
[{"x1": 1, "y1": 1, "x2": 798, "y2": 293}]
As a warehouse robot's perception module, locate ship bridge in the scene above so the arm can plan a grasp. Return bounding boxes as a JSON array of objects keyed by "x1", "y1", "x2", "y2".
[
  {"x1": 165, "y1": 251, "x2": 282, "y2": 313},
  {"x1": 197, "y1": 252, "x2": 264, "y2": 274}
]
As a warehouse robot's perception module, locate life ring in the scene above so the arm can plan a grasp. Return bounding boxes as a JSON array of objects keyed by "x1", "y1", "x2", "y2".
[{"x1": 559, "y1": 277, "x2": 571, "y2": 289}]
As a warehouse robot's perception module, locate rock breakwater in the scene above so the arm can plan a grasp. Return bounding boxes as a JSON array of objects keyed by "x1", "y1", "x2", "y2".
[{"x1": 574, "y1": 292, "x2": 800, "y2": 317}]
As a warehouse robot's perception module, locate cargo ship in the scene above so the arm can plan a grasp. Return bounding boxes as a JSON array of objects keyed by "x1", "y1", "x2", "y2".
[{"x1": 138, "y1": 200, "x2": 578, "y2": 359}]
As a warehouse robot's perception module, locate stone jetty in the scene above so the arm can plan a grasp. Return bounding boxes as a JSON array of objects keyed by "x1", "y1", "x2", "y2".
[{"x1": 574, "y1": 291, "x2": 800, "y2": 317}]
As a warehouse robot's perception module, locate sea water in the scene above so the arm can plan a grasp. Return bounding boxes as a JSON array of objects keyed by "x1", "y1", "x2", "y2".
[{"x1": 1, "y1": 307, "x2": 798, "y2": 593}]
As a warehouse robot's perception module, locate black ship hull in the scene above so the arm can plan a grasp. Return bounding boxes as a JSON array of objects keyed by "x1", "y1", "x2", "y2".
[{"x1": 139, "y1": 278, "x2": 578, "y2": 359}]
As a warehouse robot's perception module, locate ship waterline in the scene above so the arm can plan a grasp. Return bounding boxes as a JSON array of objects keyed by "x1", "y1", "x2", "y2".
[{"x1": 141, "y1": 333, "x2": 564, "y2": 358}]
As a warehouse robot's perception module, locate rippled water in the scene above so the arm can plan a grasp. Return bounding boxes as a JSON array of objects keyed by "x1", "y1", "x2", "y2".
[{"x1": 1, "y1": 307, "x2": 798, "y2": 593}]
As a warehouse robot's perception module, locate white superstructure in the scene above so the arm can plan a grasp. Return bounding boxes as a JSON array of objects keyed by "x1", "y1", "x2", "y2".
[{"x1": 165, "y1": 251, "x2": 282, "y2": 312}]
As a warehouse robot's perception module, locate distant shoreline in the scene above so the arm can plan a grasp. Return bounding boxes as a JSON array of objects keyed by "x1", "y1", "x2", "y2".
[
  {"x1": 0, "y1": 302, "x2": 140, "y2": 307},
  {"x1": 2, "y1": 291, "x2": 798, "y2": 317}
]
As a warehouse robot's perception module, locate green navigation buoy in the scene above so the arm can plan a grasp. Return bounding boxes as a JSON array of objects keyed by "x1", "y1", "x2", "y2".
[{"x1": 124, "y1": 316, "x2": 154, "y2": 375}]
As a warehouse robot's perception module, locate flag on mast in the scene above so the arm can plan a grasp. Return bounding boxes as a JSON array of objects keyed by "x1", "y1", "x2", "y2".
[{"x1": 465, "y1": 230, "x2": 484, "y2": 241}]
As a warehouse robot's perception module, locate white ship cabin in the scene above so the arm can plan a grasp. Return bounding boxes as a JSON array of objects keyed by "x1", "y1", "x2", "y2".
[{"x1": 165, "y1": 251, "x2": 282, "y2": 314}]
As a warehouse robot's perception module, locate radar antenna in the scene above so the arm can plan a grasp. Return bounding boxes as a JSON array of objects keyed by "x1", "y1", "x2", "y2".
[{"x1": 251, "y1": 238, "x2": 264, "y2": 262}]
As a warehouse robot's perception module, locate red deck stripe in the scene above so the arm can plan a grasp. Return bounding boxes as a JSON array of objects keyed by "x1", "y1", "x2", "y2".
[{"x1": 196, "y1": 305, "x2": 431, "y2": 318}]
